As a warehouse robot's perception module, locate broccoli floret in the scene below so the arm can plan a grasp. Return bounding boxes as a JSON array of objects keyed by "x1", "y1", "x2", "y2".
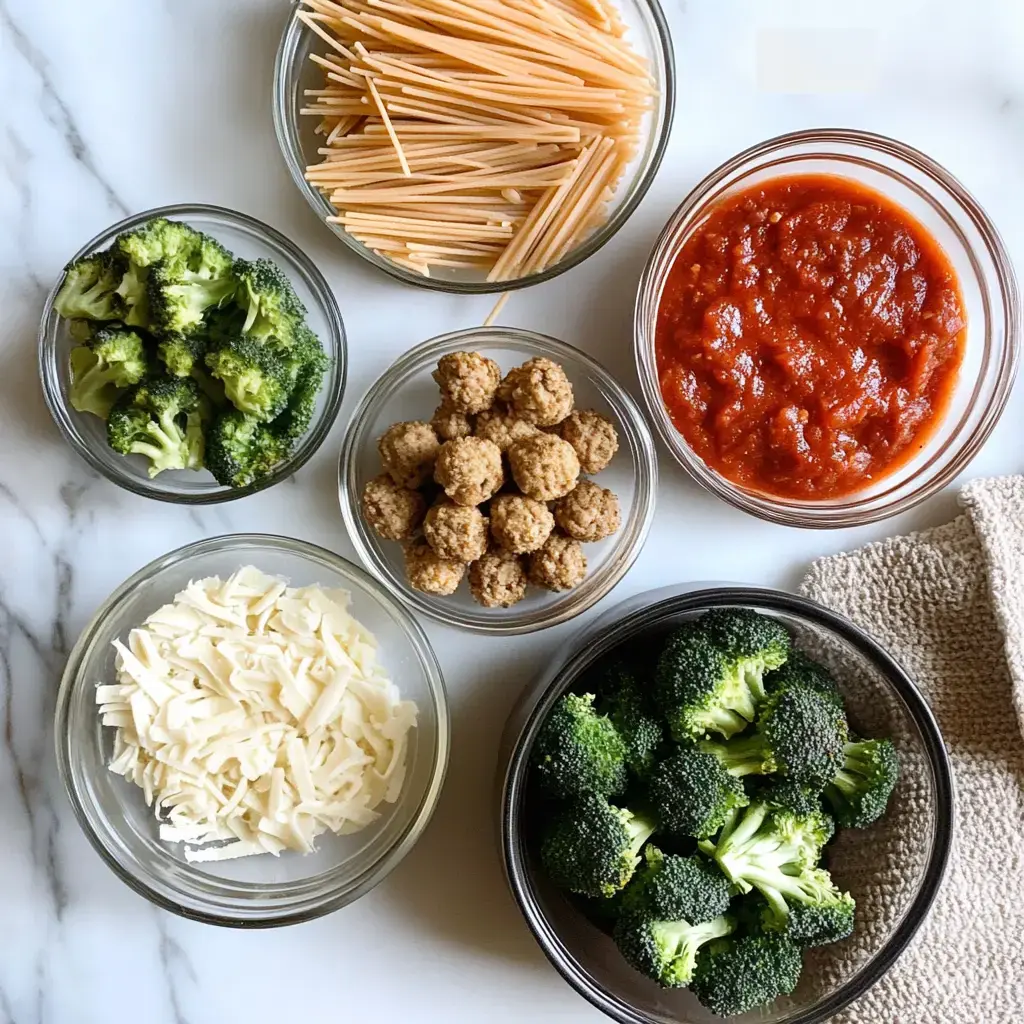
[
  {"x1": 621, "y1": 846, "x2": 732, "y2": 926},
  {"x1": 158, "y1": 331, "x2": 208, "y2": 378},
  {"x1": 541, "y1": 794, "x2": 656, "y2": 898},
  {"x1": 234, "y1": 257, "x2": 307, "y2": 345},
  {"x1": 571, "y1": 891, "x2": 625, "y2": 935},
  {"x1": 648, "y1": 747, "x2": 748, "y2": 840},
  {"x1": 107, "y1": 376, "x2": 202, "y2": 477},
  {"x1": 531, "y1": 692, "x2": 627, "y2": 800},
  {"x1": 204, "y1": 409, "x2": 290, "y2": 488},
  {"x1": 766, "y1": 649, "x2": 846, "y2": 710},
  {"x1": 701, "y1": 684, "x2": 848, "y2": 787},
  {"x1": 148, "y1": 259, "x2": 236, "y2": 337},
  {"x1": 68, "y1": 326, "x2": 150, "y2": 418},
  {"x1": 593, "y1": 665, "x2": 664, "y2": 780},
  {"x1": 757, "y1": 777, "x2": 825, "y2": 817},
  {"x1": 269, "y1": 347, "x2": 327, "y2": 443},
  {"x1": 824, "y1": 737, "x2": 900, "y2": 829},
  {"x1": 654, "y1": 623, "x2": 760, "y2": 741},
  {"x1": 615, "y1": 910, "x2": 735, "y2": 989},
  {"x1": 54, "y1": 251, "x2": 126, "y2": 321},
  {"x1": 204, "y1": 335, "x2": 297, "y2": 421},
  {"x1": 698, "y1": 608, "x2": 791, "y2": 703},
  {"x1": 115, "y1": 217, "x2": 204, "y2": 270},
  {"x1": 690, "y1": 932, "x2": 802, "y2": 1016}
]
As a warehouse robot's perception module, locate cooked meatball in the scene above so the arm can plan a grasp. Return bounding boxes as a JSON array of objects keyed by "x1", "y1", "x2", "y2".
[
  {"x1": 404, "y1": 541, "x2": 465, "y2": 596},
  {"x1": 423, "y1": 502, "x2": 489, "y2": 562},
  {"x1": 431, "y1": 401, "x2": 474, "y2": 441},
  {"x1": 432, "y1": 351, "x2": 501, "y2": 415},
  {"x1": 497, "y1": 356, "x2": 574, "y2": 426},
  {"x1": 360, "y1": 473, "x2": 426, "y2": 541},
  {"x1": 474, "y1": 406, "x2": 540, "y2": 453},
  {"x1": 528, "y1": 533, "x2": 587, "y2": 592},
  {"x1": 378, "y1": 421, "x2": 440, "y2": 489},
  {"x1": 434, "y1": 436, "x2": 504, "y2": 506},
  {"x1": 469, "y1": 548, "x2": 528, "y2": 608},
  {"x1": 554, "y1": 480, "x2": 621, "y2": 542},
  {"x1": 560, "y1": 409, "x2": 619, "y2": 474},
  {"x1": 508, "y1": 433, "x2": 580, "y2": 502},
  {"x1": 489, "y1": 493, "x2": 554, "y2": 554}
]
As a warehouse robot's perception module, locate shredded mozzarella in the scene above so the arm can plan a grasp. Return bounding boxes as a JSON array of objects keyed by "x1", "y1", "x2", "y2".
[{"x1": 96, "y1": 566, "x2": 419, "y2": 863}]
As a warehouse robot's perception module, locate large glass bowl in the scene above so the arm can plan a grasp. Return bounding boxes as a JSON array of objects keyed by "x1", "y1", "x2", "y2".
[
  {"x1": 635, "y1": 129, "x2": 1020, "y2": 528},
  {"x1": 56, "y1": 535, "x2": 449, "y2": 927},
  {"x1": 39, "y1": 204, "x2": 347, "y2": 505},
  {"x1": 339, "y1": 328, "x2": 658, "y2": 635},
  {"x1": 272, "y1": 0, "x2": 675, "y2": 294},
  {"x1": 499, "y1": 586, "x2": 953, "y2": 1023}
]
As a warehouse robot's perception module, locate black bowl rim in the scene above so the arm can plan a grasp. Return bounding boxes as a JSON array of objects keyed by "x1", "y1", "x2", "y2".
[{"x1": 500, "y1": 586, "x2": 954, "y2": 1024}]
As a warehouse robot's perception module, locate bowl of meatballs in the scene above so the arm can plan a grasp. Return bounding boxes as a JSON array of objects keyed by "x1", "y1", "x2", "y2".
[{"x1": 339, "y1": 328, "x2": 658, "y2": 635}]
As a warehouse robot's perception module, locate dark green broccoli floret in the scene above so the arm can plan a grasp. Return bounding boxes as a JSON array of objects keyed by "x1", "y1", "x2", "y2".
[
  {"x1": 540, "y1": 794, "x2": 656, "y2": 898},
  {"x1": 204, "y1": 335, "x2": 294, "y2": 421},
  {"x1": 690, "y1": 932, "x2": 802, "y2": 1016},
  {"x1": 615, "y1": 910, "x2": 735, "y2": 989},
  {"x1": 147, "y1": 259, "x2": 236, "y2": 337},
  {"x1": 648, "y1": 747, "x2": 748, "y2": 840},
  {"x1": 269, "y1": 346, "x2": 328, "y2": 443},
  {"x1": 234, "y1": 257, "x2": 307, "y2": 345},
  {"x1": 594, "y1": 665, "x2": 664, "y2": 780},
  {"x1": 701, "y1": 684, "x2": 848, "y2": 787},
  {"x1": 68, "y1": 325, "x2": 150, "y2": 418},
  {"x1": 654, "y1": 623, "x2": 760, "y2": 741},
  {"x1": 824, "y1": 737, "x2": 900, "y2": 829},
  {"x1": 620, "y1": 846, "x2": 732, "y2": 926},
  {"x1": 531, "y1": 692, "x2": 627, "y2": 800},
  {"x1": 158, "y1": 331, "x2": 208, "y2": 378},
  {"x1": 204, "y1": 409, "x2": 291, "y2": 488},
  {"x1": 757, "y1": 777, "x2": 825, "y2": 818},
  {"x1": 54, "y1": 251, "x2": 126, "y2": 321},
  {"x1": 107, "y1": 376, "x2": 202, "y2": 477},
  {"x1": 698, "y1": 608, "x2": 791, "y2": 703},
  {"x1": 765, "y1": 649, "x2": 845, "y2": 710}
]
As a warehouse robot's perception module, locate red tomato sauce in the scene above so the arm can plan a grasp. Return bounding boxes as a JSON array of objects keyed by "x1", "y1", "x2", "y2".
[{"x1": 655, "y1": 175, "x2": 967, "y2": 500}]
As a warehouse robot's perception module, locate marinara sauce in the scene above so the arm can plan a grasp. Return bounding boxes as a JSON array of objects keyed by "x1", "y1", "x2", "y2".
[{"x1": 655, "y1": 175, "x2": 967, "y2": 499}]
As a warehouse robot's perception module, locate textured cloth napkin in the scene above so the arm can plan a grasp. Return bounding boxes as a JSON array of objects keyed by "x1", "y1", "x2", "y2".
[{"x1": 800, "y1": 476, "x2": 1024, "y2": 1023}]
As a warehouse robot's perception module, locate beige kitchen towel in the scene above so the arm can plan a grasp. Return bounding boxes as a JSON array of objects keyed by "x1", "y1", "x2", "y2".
[{"x1": 801, "y1": 477, "x2": 1024, "y2": 1024}]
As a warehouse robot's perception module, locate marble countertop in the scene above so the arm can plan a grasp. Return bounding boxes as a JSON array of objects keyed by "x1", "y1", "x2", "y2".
[{"x1": 1, "y1": 0, "x2": 1021, "y2": 1021}]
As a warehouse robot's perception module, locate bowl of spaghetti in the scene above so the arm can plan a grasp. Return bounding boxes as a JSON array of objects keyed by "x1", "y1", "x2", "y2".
[{"x1": 273, "y1": 0, "x2": 675, "y2": 293}]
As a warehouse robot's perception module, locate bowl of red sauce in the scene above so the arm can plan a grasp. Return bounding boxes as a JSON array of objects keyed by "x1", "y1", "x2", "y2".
[{"x1": 635, "y1": 129, "x2": 1019, "y2": 527}]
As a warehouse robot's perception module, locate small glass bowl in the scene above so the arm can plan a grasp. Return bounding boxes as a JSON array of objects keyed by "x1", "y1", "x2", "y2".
[
  {"x1": 339, "y1": 328, "x2": 658, "y2": 635},
  {"x1": 56, "y1": 534, "x2": 449, "y2": 927},
  {"x1": 271, "y1": 0, "x2": 676, "y2": 294},
  {"x1": 635, "y1": 129, "x2": 1020, "y2": 528},
  {"x1": 38, "y1": 204, "x2": 348, "y2": 505},
  {"x1": 500, "y1": 586, "x2": 954, "y2": 1023}
]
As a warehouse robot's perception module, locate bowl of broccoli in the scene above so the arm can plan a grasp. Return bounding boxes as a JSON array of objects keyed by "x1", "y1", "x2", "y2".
[
  {"x1": 39, "y1": 204, "x2": 346, "y2": 503},
  {"x1": 500, "y1": 587, "x2": 953, "y2": 1023}
]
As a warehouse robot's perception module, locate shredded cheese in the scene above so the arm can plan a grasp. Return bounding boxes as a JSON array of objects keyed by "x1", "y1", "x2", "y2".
[{"x1": 96, "y1": 566, "x2": 418, "y2": 863}]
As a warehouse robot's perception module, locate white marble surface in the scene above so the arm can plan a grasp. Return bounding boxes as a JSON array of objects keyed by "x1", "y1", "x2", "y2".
[{"x1": 0, "y1": 0, "x2": 1021, "y2": 1020}]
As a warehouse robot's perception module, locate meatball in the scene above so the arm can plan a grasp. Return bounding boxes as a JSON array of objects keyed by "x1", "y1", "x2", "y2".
[
  {"x1": 434, "y1": 436, "x2": 504, "y2": 506},
  {"x1": 528, "y1": 533, "x2": 587, "y2": 592},
  {"x1": 360, "y1": 473, "x2": 426, "y2": 541},
  {"x1": 560, "y1": 409, "x2": 619, "y2": 474},
  {"x1": 378, "y1": 421, "x2": 440, "y2": 489},
  {"x1": 432, "y1": 351, "x2": 501, "y2": 415},
  {"x1": 497, "y1": 356, "x2": 574, "y2": 426},
  {"x1": 554, "y1": 480, "x2": 621, "y2": 542},
  {"x1": 423, "y1": 501, "x2": 489, "y2": 562},
  {"x1": 474, "y1": 406, "x2": 540, "y2": 453},
  {"x1": 404, "y1": 541, "x2": 465, "y2": 596},
  {"x1": 489, "y1": 493, "x2": 554, "y2": 554},
  {"x1": 431, "y1": 401, "x2": 474, "y2": 441},
  {"x1": 469, "y1": 548, "x2": 528, "y2": 608},
  {"x1": 508, "y1": 433, "x2": 580, "y2": 501}
]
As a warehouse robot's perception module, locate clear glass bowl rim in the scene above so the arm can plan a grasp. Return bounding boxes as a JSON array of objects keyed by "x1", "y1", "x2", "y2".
[
  {"x1": 55, "y1": 533, "x2": 450, "y2": 928},
  {"x1": 271, "y1": 0, "x2": 677, "y2": 295},
  {"x1": 499, "y1": 586, "x2": 955, "y2": 1024},
  {"x1": 38, "y1": 202, "x2": 349, "y2": 506},
  {"x1": 338, "y1": 326, "x2": 659, "y2": 635},
  {"x1": 633, "y1": 127, "x2": 1021, "y2": 528}
]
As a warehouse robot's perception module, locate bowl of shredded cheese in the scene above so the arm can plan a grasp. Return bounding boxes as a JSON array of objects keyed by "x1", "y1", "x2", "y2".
[
  {"x1": 272, "y1": 0, "x2": 675, "y2": 292},
  {"x1": 56, "y1": 534, "x2": 448, "y2": 927}
]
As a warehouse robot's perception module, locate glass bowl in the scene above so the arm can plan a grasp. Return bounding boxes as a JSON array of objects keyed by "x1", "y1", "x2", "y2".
[
  {"x1": 500, "y1": 586, "x2": 953, "y2": 1023},
  {"x1": 339, "y1": 328, "x2": 658, "y2": 635},
  {"x1": 38, "y1": 204, "x2": 348, "y2": 505},
  {"x1": 272, "y1": 0, "x2": 676, "y2": 294},
  {"x1": 635, "y1": 129, "x2": 1020, "y2": 528},
  {"x1": 56, "y1": 534, "x2": 448, "y2": 927}
]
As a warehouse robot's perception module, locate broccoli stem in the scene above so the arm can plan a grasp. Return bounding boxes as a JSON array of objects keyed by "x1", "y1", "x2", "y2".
[{"x1": 708, "y1": 733, "x2": 768, "y2": 776}]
